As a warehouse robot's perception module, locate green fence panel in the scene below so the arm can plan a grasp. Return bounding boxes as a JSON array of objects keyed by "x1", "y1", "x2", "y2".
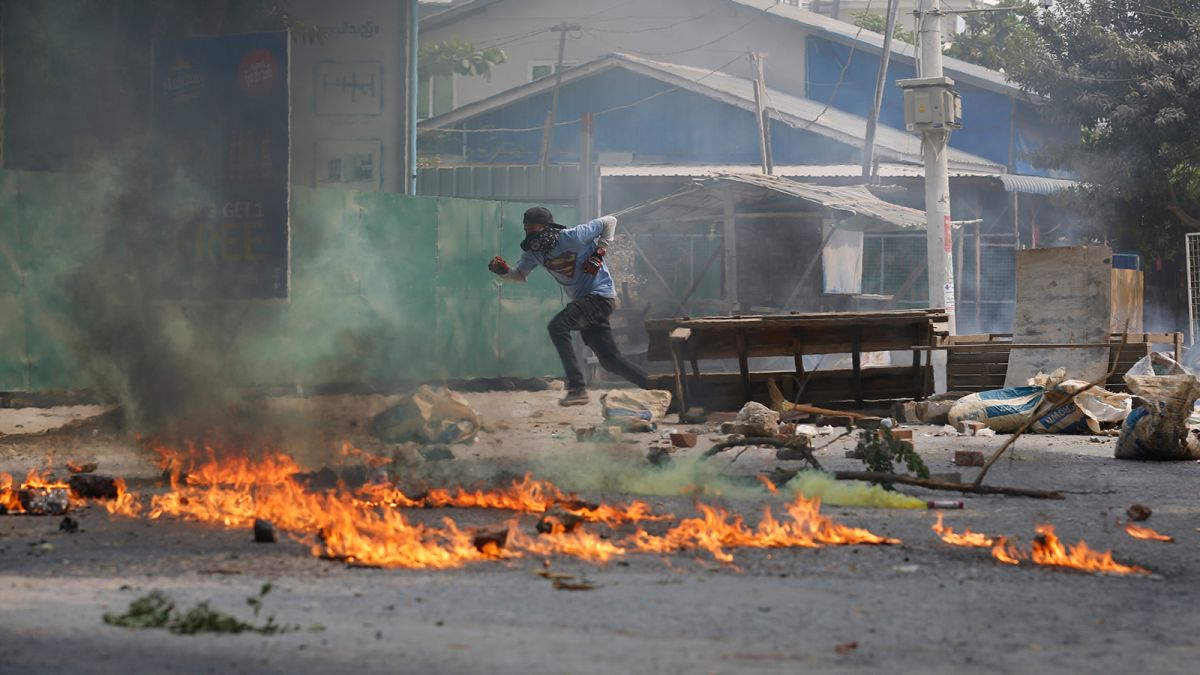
[{"x1": 0, "y1": 169, "x2": 589, "y2": 393}]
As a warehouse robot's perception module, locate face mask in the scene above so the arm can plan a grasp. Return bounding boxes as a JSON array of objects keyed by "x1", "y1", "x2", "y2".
[{"x1": 521, "y1": 227, "x2": 560, "y2": 253}]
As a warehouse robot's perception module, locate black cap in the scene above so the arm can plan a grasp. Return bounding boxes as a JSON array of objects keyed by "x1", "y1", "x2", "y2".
[{"x1": 523, "y1": 206, "x2": 558, "y2": 227}]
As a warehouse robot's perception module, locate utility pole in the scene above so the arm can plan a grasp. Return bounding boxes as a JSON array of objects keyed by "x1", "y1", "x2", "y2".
[
  {"x1": 539, "y1": 23, "x2": 579, "y2": 166},
  {"x1": 862, "y1": 0, "x2": 899, "y2": 179},
  {"x1": 749, "y1": 52, "x2": 773, "y2": 176},
  {"x1": 898, "y1": 0, "x2": 959, "y2": 338}
]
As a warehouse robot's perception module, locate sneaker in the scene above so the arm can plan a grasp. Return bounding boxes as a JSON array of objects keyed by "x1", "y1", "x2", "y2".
[{"x1": 559, "y1": 389, "x2": 590, "y2": 407}]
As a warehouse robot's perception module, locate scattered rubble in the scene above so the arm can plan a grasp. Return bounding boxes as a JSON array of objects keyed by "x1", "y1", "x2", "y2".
[
  {"x1": 253, "y1": 519, "x2": 277, "y2": 543},
  {"x1": 576, "y1": 426, "x2": 623, "y2": 444},
  {"x1": 954, "y1": 450, "x2": 986, "y2": 467},
  {"x1": 669, "y1": 432, "x2": 697, "y2": 448},
  {"x1": 732, "y1": 401, "x2": 779, "y2": 437},
  {"x1": 68, "y1": 474, "x2": 120, "y2": 500},
  {"x1": 18, "y1": 487, "x2": 70, "y2": 515},
  {"x1": 1126, "y1": 504, "x2": 1152, "y2": 522},
  {"x1": 371, "y1": 386, "x2": 480, "y2": 445}
]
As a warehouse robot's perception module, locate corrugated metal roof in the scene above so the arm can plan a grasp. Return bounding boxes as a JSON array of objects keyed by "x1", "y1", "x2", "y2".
[
  {"x1": 997, "y1": 174, "x2": 1078, "y2": 195},
  {"x1": 729, "y1": 0, "x2": 1030, "y2": 99},
  {"x1": 617, "y1": 172, "x2": 927, "y2": 230},
  {"x1": 421, "y1": 53, "x2": 1006, "y2": 172},
  {"x1": 422, "y1": 1, "x2": 1024, "y2": 98},
  {"x1": 602, "y1": 163, "x2": 990, "y2": 178},
  {"x1": 602, "y1": 164, "x2": 1079, "y2": 194}
]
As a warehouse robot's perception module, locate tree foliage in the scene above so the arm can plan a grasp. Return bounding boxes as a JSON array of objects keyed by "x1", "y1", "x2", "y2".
[
  {"x1": 852, "y1": 11, "x2": 915, "y2": 45},
  {"x1": 944, "y1": 0, "x2": 1041, "y2": 73},
  {"x1": 418, "y1": 39, "x2": 506, "y2": 81},
  {"x1": 1003, "y1": 0, "x2": 1200, "y2": 257}
]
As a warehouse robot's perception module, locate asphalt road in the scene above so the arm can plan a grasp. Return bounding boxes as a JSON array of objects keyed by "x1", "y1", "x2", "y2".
[{"x1": 2, "y1": 393, "x2": 1199, "y2": 674}]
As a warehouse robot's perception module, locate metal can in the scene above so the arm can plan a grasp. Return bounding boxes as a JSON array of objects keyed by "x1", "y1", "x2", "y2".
[{"x1": 926, "y1": 499, "x2": 964, "y2": 509}]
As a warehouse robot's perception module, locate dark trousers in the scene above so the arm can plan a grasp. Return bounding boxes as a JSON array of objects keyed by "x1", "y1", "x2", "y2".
[{"x1": 548, "y1": 294, "x2": 648, "y2": 392}]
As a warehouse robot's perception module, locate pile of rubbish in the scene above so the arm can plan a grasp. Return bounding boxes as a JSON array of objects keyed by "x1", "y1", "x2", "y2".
[{"x1": 943, "y1": 353, "x2": 1200, "y2": 461}]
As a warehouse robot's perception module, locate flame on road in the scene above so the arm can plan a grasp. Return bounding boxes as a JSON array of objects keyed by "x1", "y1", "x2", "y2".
[
  {"x1": 90, "y1": 444, "x2": 897, "y2": 569},
  {"x1": 1123, "y1": 523, "x2": 1174, "y2": 542},
  {"x1": 931, "y1": 513, "x2": 996, "y2": 547},
  {"x1": 989, "y1": 525, "x2": 1148, "y2": 575}
]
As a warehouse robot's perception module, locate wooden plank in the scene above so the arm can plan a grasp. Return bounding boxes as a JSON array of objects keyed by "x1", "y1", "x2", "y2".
[
  {"x1": 851, "y1": 326, "x2": 863, "y2": 408},
  {"x1": 722, "y1": 187, "x2": 738, "y2": 310},
  {"x1": 647, "y1": 367, "x2": 927, "y2": 410},
  {"x1": 1110, "y1": 268, "x2": 1144, "y2": 333},
  {"x1": 1006, "y1": 246, "x2": 1112, "y2": 386},
  {"x1": 646, "y1": 320, "x2": 940, "y2": 361}
]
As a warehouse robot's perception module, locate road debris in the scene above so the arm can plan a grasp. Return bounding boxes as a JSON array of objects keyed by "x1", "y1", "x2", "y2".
[
  {"x1": 253, "y1": 519, "x2": 278, "y2": 543},
  {"x1": 954, "y1": 450, "x2": 986, "y2": 467},
  {"x1": 371, "y1": 386, "x2": 480, "y2": 445},
  {"x1": 732, "y1": 401, "x2": 779, "y2": 437},
  {"x1": 104, "y1": 585, "x2": 292, "y2": 635},
  {"x1": 669, "y1": 432, "x2": 697, "y2": 448},
  {"x1": 68, "y1": 474, "x2": 120, "y2": 500},
  {"x1": 1126, "y1": 504, "x2": 1152, "y2": 521},
  {"x1": 66, "y1": 461, "x2": 98, "y2": 474},
  {"x1": 1116, "y1": 353, "x2": 1200, "y2": 460},
  {"x1": 59, "y1": 515, "x2": 79, "y2": 533}
]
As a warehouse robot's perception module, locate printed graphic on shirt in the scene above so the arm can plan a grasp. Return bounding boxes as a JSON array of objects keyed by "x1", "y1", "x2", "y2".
[{"x1": 544, "y1": 251, "x2": 577, "y2": 278}]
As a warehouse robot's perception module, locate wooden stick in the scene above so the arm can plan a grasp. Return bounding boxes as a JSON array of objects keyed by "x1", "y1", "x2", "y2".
[
  {"x1": 831, "y1": 471, "x2": 1064, "y2": 499},
  {"x1": 971, "y1": 328, "x2": 1129, "y2": 488},
  {"x1": 701, "y1": 437, "x2": 821, "y2": 470}
]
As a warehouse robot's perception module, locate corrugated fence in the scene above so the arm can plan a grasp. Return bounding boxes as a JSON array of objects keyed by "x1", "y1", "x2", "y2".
[{"x1": 0, "y1": 169, "x2": 574, "y2": 392}]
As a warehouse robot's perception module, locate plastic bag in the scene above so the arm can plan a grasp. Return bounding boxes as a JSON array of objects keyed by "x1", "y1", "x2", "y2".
[
  {"x1": 948, "y1": 386, "x2": 1046, "y2": 433},
  {"x1": 371, "y1": 386, "x2": 480, "y2": 445},
  {"x1": 1115, "y1": 353, "x2": 1200, "y2": 460},
  {"x1": 1030, "y1": 379, "x2": 1131, "y2": 434},
  {"x1": 601, "y1": 389, "x2": 672, "y2": 423}
]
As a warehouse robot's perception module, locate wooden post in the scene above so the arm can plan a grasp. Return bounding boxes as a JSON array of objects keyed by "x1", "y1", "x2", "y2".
[
  {"x1": 722, "y1": 187, "x2": 739, "y2": 312},
  {"x1": 578, "y1": 112, "x2": 594, "y2": 219},
  {"x1": 539, "y1": 23, "x2": 579, "y2": 166},
  {"x1": 974, "y1": 218, "x2": 982, "y2": 331},
  {"x1": 749, "y1": 52, "x2": 773, "y2": 175},
  {"x1": 851, "y1": 326, "x2": 863, "y2": 408},
  {"x1": 735, "y1": 330, "x2": 751, "y2": 404},
  {"x1": 668, "y1": 328, "x2": 692, "y2": 413}
]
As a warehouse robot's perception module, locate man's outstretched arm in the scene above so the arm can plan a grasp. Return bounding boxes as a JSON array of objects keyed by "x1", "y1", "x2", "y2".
[
  {"x1": 489, "y1": 255, "x2": 535, "y2": 282},
  {"x1": 595, "y1": 215, "x2": 617, "y2": 248}
]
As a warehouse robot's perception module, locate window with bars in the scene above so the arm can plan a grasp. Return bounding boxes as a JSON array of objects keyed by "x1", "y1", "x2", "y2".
[
  {"x1": 416, "y1": 73, "x2": 454, "y2": 120},
  {"x1": 1186, "y1": 233, "x2": 1200, "y2": 344}
]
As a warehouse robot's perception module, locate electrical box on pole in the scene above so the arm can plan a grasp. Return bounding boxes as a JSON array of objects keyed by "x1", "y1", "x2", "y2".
[{"x1": 897, "y1": 76, "x2": 962, "y2": 132}]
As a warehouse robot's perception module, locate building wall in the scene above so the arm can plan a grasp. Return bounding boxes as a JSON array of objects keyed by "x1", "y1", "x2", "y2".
[
  {"x1": 421, "y1": 0, "x2": 810, "y2": 107},
  {"x1": 290, "y1": 0, "x2": 413, "y2": 194},
  {"x1": 448, "y1": 68, "x2": 855, "y2": 165},
  {"x1": 805, "y1": 36, "x2": 1049, "y2": 173}
]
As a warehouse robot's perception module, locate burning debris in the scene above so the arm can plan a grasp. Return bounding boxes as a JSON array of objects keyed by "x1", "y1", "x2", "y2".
[
  {"x1": 85, "y1": 443, "x2": 900, "y2": 570},
  {"x1": 931, "y1": 513, "x2": 996, "y2": 548},
  {"x1": 1123, "y1": 523, "x2": 1174, "y2": 542},
  {"x1": 990, "y1": 525, "x2": 1149, "y2": 576},
  {"x1": 1, "y1": 470, "x2": 84, "y2": 515}
]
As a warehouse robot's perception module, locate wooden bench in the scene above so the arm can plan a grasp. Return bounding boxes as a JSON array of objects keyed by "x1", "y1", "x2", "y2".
[{"x1": 644, "y1": 309, "x2": 946, "y2": 411}]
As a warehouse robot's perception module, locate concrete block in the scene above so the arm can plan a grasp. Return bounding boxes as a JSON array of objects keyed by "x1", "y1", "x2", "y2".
[
  {"x1": 957, "y1": 421, "x2": 987, "y2": 436},
  {"x1": 669, "y1": 432, "x2": 698, "y2": 448},
  {"x1": 954, "y1": 450, "x2": 986, "y2": 467}
]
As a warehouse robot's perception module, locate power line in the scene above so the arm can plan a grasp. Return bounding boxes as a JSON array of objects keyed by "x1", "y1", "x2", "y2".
[{"x1": 788, "y1": 0, "x2": 874, "y2": 130}]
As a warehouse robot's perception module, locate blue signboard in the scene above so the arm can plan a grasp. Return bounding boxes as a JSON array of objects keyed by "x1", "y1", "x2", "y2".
[{"x1": 152, "y1": 32, "x2": 289, "y2": 299}]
